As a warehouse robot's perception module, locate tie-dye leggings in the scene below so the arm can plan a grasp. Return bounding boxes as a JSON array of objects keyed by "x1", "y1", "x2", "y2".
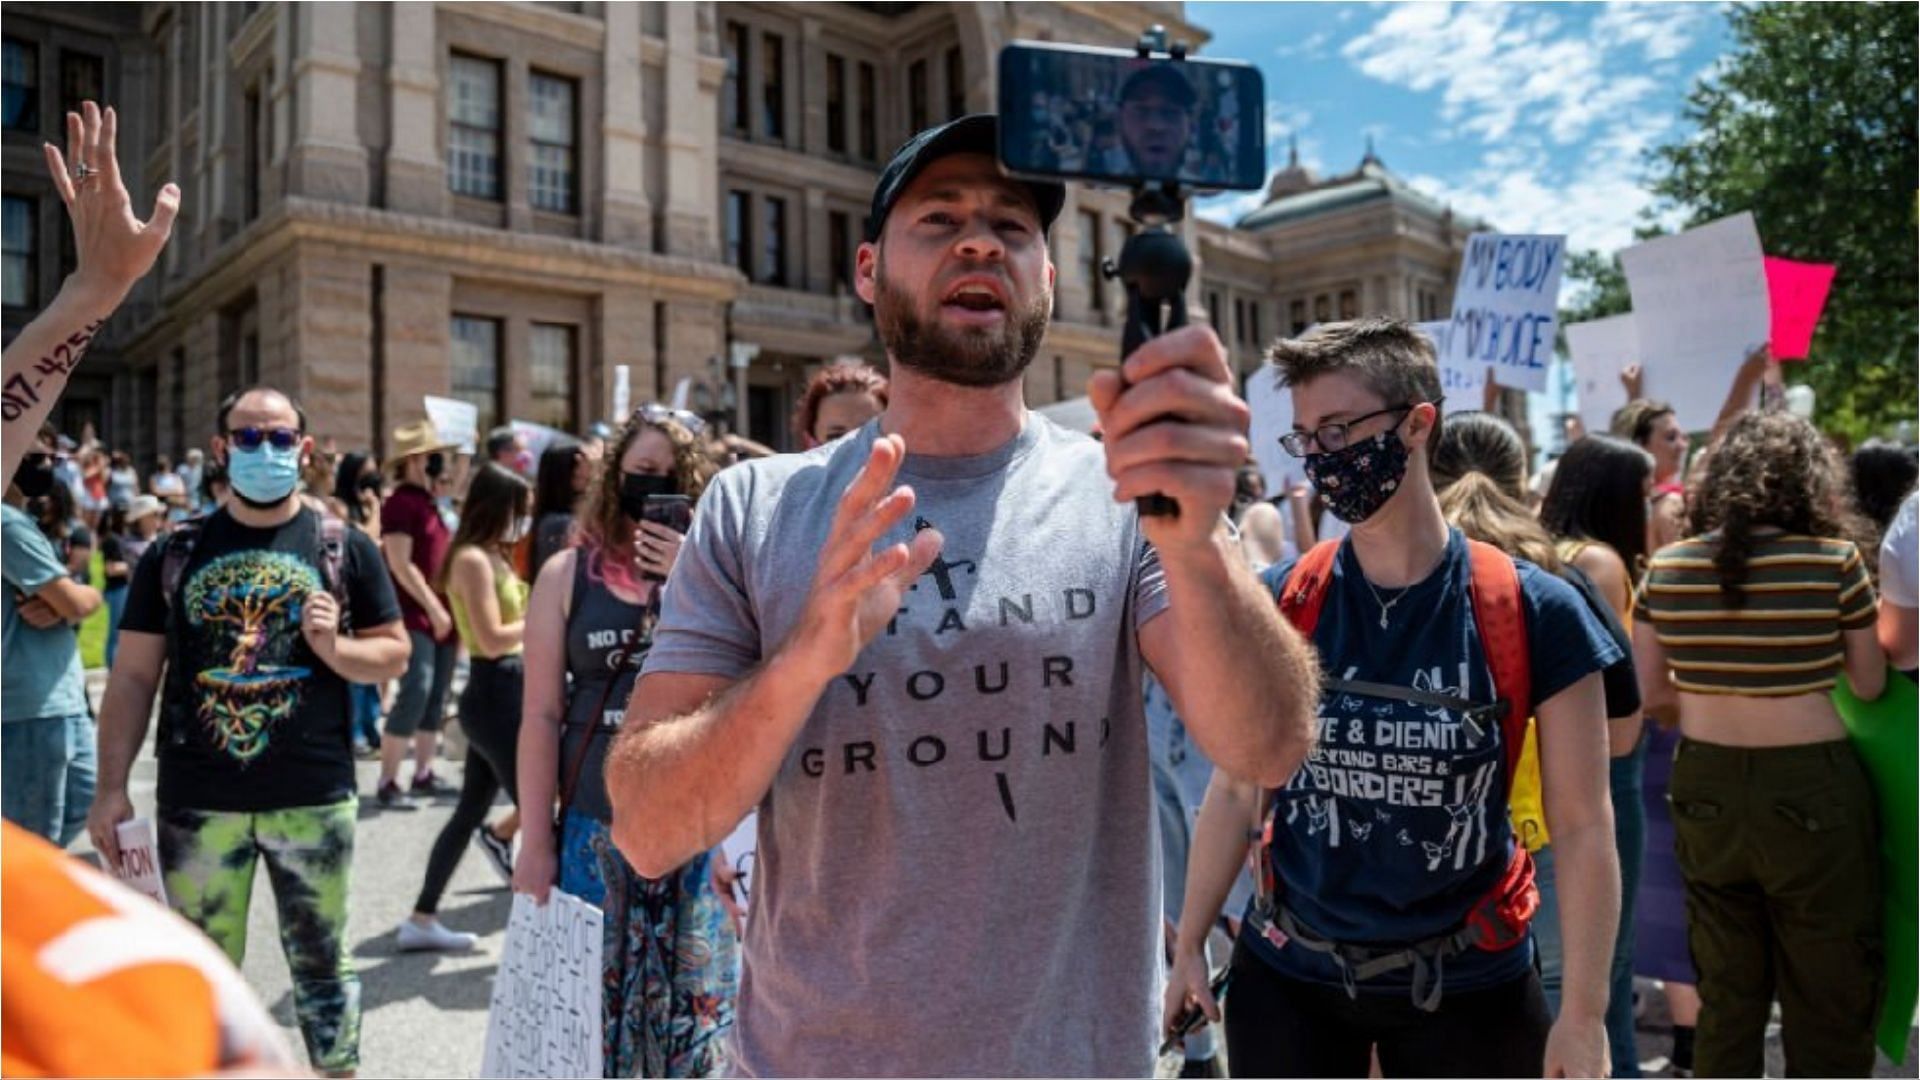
[{"x1": 157, "y1": 798, "x2": 360, "y2": 1075}]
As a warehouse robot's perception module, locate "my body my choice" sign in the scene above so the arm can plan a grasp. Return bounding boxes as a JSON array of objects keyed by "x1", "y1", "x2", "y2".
[{"x1": 1442, "y1": 233, "x2": 1565, "y2": 393}]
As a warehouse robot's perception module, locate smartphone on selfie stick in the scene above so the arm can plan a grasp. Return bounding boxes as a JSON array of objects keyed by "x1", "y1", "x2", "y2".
[{"x1": 998, "y1": 29, "x2": 1266, "y2": 518}]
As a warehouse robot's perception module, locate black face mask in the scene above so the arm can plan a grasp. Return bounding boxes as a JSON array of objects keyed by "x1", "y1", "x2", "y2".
[
  {"x1": 14, "y1": 453, "x2": 56, "y2": 500},
  {"x1": 424, "y1": 452, "x2": 446, "y2": 480},
  {"x1": 618, "y1": 472, "x2": 678, "y2": 521}
]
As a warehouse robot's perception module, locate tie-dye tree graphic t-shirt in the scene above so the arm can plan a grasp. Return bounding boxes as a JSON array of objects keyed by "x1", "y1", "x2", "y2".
[{"x1": 120, "y1": 507, "x2": 401, "y2": 812}]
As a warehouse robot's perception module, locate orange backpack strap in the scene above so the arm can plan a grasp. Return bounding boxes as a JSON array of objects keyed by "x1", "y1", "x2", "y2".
[
  {"x1": 1277, "y1": 540, "x2": 1343, "y2": 636},
  {"x1": 1464, "y1": 539, "x2": 1531, "y2": 779}
]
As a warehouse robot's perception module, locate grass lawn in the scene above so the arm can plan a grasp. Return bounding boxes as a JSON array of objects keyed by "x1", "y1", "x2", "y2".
[{"x1": 78, "y1": 548, "x2": 109, "y2": 670}]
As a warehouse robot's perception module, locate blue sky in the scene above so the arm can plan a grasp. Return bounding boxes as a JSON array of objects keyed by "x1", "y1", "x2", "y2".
[{"x1": 1188, "y1": 1, "x2": 1733, "y2": 257}]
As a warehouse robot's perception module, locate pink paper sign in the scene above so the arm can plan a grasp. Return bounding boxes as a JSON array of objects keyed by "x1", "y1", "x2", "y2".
[{"x1": 1764, "y1": 256, "x2": 1837, "y2": 361}]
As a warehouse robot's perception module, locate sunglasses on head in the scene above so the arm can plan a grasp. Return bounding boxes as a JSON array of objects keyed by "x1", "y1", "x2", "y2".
[
  {"x1": 635, "y1": 403, "x2": 707, "y2": 436},
  {"x1": 227, "y1": 426, "x2": 303, "y2": 451}
]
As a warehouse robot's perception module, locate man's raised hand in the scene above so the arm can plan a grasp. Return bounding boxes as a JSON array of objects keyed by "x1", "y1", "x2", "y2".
[{"x1": 782, "y1": 435, "x2": 943, "y2": 678}]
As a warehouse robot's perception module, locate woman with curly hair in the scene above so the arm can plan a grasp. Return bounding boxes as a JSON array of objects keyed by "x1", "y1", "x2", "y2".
[
  {"x1": 790, "y1": 360, "x2": 888, "y2": 449},
  {"x1": 514, "y1": 405, "x2": 737, "y2": 1078},
  {"x1": 1632, "y1": 409, "x2": 1886, "y2": 1077}
]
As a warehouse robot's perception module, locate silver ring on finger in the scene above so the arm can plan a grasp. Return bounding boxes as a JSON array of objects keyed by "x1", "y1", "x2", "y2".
[{"x1": 70, "y1": 161, "x2": 97, "y2": 184}]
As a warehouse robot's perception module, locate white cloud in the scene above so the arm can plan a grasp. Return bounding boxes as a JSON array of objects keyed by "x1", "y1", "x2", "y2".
[
  {"x1": 1338, "y1": 1, "x2": 1720, "y2": 259},
  {"x1": 1275, "y1": 30, "x2": 1333, "y2": 60},
  {"x1": 1196, "y1": 188, "x2": 1270, "y2": 226}
]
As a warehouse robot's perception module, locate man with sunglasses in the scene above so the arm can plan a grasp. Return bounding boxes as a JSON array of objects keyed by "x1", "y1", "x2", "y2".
[
  {"x1": 87, "y1": 386, "x2": 408, "y2": 1077},
  {"x1": 1166, "y1": 320, "x2": 1620, "y2": 1078},
  {"x1": 605, "y1": 115, "x2": 1320, "y2": 1076}
]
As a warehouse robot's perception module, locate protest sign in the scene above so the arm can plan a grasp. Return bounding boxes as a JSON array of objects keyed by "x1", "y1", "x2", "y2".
[
  {"x1": 611, "y1": 365, "x2": 632, "y2": 423},
  {"x1": 1416, "y1": 321, "x2": 1484, "y2": 413},
  {"x1": 508, "y1": 420, "x2": 567, "y2": 464},
  {"x1": 1763, "y1": 256, "x2": 1837, "y2": 361},
  {"x1": 721, "y1": 812, "x2": 759, "y2": 908},
  {"x1": 480, "y1": 892, "x2": 603, "y2": 1079},
  {"x1": 1244, "y1": 366, "x2": 1293, "y2": 499},
  {"x1": 1620, "y1": 213, "x2": 1770, "y2": 432},
  {"x1": 1565, "y1": 314, "x2": 1640, "y2": 437},
  {"x1": 1443, "y1": 233, "x2": 1564, "y2": 393},
  {"x1": 423, "y1": 395, "x2": 479, "y2": 455},
  {"x1": 110, "y1": 818, "x2": 168, "y2": 906}
]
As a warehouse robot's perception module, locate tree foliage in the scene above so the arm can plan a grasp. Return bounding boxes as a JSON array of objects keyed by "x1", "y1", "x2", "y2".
[{"x1": 1648, "y1": 2, "x2": 1917, "y2": 444}]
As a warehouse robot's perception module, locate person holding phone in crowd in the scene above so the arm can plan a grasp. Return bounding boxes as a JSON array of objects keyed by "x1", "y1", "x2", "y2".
[
  {"x1": 1168, "y1": 322, "x2": 1618, "y2": 1079},
  {"x1": 515, "y1": 405, "x2": 738, "y2": 1079},
  {"x1": 603, "y1": 114, "x2": 1318, "y2": 1077},
  {"x1": 398, "y1": 463, "x2": 532, "y2": 950},
  {"x1": 376, "y1": 421, "x2": 462, "y2": 807},
  {"x1": 525, "y1": 436, "x2": 597, "y2": 581},
  {"x1": 1633, "y1": 410, "x2": 1886, "y2": 1078}
]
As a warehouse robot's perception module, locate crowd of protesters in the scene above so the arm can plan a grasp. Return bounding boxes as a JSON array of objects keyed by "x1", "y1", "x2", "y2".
[{"x1": 4, "y1": 99, "x2": 1917, "y2": 1080}]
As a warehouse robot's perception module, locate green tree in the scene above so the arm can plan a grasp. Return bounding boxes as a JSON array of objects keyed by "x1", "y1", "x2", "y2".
[{"x1": 1649, "y1": 1, "x2": 1918, "y2": 444}]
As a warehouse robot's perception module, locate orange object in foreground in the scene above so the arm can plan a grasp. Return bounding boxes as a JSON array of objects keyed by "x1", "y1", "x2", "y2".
[{"x1": 1, "y1": 820, "x2": 295, "y2": 1076}]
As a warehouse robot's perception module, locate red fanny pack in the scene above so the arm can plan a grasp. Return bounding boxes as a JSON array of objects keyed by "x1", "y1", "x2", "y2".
[{"x1": 1465, "y1": 843, "x2": 1539, "y2": 952}]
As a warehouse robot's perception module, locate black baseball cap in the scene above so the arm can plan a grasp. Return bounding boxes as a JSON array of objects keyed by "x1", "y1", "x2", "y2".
[
  {"x1": 866, "y1": 113, "x2": 1065, "y2": 242},
  {"x1": 1120, "y1": 64, "x2": 1198, "y2": 108}
]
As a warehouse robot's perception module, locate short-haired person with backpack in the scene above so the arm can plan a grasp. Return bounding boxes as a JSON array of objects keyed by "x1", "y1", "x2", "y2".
[
  {"x1": 1165, "y1": 320, "x2": 1622, "y2": 1078},
  {"x1": 86, "y1": 386, "x2": 409, "y2": 1077}
]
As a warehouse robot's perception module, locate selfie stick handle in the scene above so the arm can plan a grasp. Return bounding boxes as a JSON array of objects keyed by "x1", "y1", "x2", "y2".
[{"x1": 1111, "y1": 184, "x2": 1192, "y2": 519}]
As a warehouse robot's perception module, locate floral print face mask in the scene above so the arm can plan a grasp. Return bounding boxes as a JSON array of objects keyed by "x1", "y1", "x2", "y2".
[{"x1": 1302, "y1": 429, "x2": 1410, "y2": 524}]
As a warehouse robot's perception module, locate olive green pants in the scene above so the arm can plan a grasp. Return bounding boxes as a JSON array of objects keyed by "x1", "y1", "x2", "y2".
[{"x1": 1670, "y1": 737, "x2": 1884, "y2": 1078}]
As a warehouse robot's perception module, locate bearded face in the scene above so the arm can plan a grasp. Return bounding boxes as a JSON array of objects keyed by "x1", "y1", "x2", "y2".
[{"x1": 872, "y1": 248, "x2": 1052, "y2": 388}]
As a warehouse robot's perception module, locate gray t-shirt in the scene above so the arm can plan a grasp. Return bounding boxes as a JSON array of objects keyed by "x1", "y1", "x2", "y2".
[{"x1": 644, "y1": 415, "x2": 1170, "y2": 1077}]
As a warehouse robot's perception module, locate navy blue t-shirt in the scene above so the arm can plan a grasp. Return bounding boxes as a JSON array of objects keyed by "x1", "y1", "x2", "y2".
[{"x1": 1243, "y1": 529, "x2": 1620, "y2": 993}]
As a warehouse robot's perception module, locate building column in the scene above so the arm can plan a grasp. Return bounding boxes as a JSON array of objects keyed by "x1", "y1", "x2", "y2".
[
  {"x1": 597, "y1": 287, "x2": 654, "y2": 424},
  {"x1": 799, "y1": 17, "x2": 826, "y2": 157},
  {"x1": 182, "y1": 312, "x2": 224, "y2": 450},
  {"x1": 386, "y1": 2, "x2": 444, "y2": 214},
  {"x1": 381, "y1": 264, "x2": 454, "y2": 435},
  {"x1": 287, "y1": 2, "x2": 369, "y2": 204},
  {"x1": 600, "y1": 3, "x2": 652, "y2": 248},
  {"x1": 284, "y1": 246, "x2": 373, "y2": 447},
  {"x1": 661, "y1": 3, "x2": 718, "y2": 259}
]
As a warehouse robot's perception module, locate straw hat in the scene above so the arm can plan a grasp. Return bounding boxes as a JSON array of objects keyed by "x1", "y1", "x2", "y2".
[
  {"x1": 126, "y1": 494, "x2": 167, "y2": 524},
  {"x1": 390, "y1": 419, "x2": 458, "y2": 459}
]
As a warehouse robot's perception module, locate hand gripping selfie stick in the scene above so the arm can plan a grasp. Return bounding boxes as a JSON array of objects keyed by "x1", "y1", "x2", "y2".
[{"x1": 1105, "y1": 26, "x2": 1194, "y2": 519}]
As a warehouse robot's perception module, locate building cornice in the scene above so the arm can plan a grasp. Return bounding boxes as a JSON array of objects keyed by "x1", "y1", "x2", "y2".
[
  {"x1": 121, "y1": 198, "x2": 746, "y2": 354},
  {"x1": 437, "y1": 1, "x2": 607, "y2": 53}
]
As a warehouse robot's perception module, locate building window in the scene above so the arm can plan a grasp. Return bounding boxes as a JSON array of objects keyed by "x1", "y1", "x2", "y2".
[
  {"x1": 448, "y1": 55, "x2": 502, "y2": 199},
  {"x1": 1249, "y1": 301, "x2": 1261, "y2": 346},
  {"x1": 1207, "y1": 290, "x2": 1221, "y2": 332},
  {"x1": 1078, "y1": 209, "x2": 1102, "y2": 314},
  {"x1": 1290, "y1": 299, "x2": 1307, "y2": 336},
  {"x1": 761, "y1": 32, "x2": 784, "y2": 140},
  {"x1": 2, "y1": 38, "x2": 35, "y2": 133},
  {"x1": 241, "y1": 332, "x2": 260, "y2": 386},
  {"x1": 723, "y1": 22, "x2": 748, "y2": 135},
  {"x1": 857, "y1": 62, "x2": 877, "y2": 161},
  {"x1": 1233, "y1": 298, "x2": 1247, "y2": 345},
  {"x1": 726, "y1": 190, "x2": 751, "y2": 278},
  {"x1": 762, "y1": 196, "x2": 787, "y2": 286},
  {"x1": 59, "y1": 51, "x2": 102, "y2": 117},
  {"x1": 1313, "y1": 294, "x2": 1331, "y2": 323},
  {"x1": 243, "y1": 86, "x2": 262, "y2": 222},
  {"x1": 528, "y1": 323, "x2": 575, "y2": 429},
  {"x1": 2, "y1": 196, "x2": 34, "y2": 308},
  {"x1": 907, "y1": 59, "x2": 928, "y2": 134},
  {"x1": 528, "y1": 72, "x2": 577, "y2": 213},
  {"x1": 450, "y1": 315, "x2": 503, "y2": 436},
  {"x1": 828, "y1": 209, "x2": 851, "y2": 293},
  {"x1": 1338, "y1": 288, "x2": 1358, "y2": 320},
  {"x1": 945, "y1": 46, "x2": 965, "y2": 121},
  {"x1": 825, "y1": 53, "x2": 846, "y2": 154}
]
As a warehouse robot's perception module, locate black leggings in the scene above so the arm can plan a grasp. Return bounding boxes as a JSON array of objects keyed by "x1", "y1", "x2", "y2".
[
  {"x1": 1224, "y1": 938, "x2": 1551, "y2": 1078},
  {"x1": 414, "y1": 655, "x2": 523, "y2": 915}
]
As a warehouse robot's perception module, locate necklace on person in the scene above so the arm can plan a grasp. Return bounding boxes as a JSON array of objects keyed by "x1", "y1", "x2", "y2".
[{"x1": 1361, "y1": 575, "x2": 1409, "y2": 629}]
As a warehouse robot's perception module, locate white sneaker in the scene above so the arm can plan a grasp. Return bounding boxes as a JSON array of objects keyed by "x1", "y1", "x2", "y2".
[{"x1": 396, "y1": 918, "x2": 478, "y2": 952}]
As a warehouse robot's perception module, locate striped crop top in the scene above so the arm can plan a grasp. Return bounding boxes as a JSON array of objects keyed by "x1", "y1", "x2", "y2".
[{"x1": 1633, "y1": 533, "x2": 1878, "y2": 696}]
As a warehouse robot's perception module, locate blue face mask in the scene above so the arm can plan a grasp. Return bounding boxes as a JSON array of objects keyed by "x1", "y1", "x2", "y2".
[{"x1": 225, "y1": 443, "x2": 302, "y2": 505}]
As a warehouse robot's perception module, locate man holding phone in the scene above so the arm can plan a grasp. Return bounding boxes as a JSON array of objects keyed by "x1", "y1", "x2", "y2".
[
  {"x1": 1117, "y1": 65, "x2": 1198, "y2": 178},
  {"x1": 605, "y1": 114, "x2": 1318, "y2": 1076}
]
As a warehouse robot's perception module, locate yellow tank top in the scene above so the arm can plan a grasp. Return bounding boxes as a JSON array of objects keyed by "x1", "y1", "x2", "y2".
[{"x1": 450, "y1": 549, "x2": 529, "y2": 659}]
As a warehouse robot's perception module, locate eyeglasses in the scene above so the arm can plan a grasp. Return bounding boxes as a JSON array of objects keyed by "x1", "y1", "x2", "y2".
[
  {"x1": 1278, "y1": 401, "x2": 1436, "y2": 458},
  {"x1": 635, "y1": 403, "x2": 707, "y2": 437},
  {"x1": 226, "y1": 426, "x2": 303, "y2": 452}
]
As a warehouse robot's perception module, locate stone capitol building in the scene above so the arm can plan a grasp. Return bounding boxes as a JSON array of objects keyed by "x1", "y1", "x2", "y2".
[{"x1": 2, "y1": 1, "x2": 1482, "y2": 458}]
